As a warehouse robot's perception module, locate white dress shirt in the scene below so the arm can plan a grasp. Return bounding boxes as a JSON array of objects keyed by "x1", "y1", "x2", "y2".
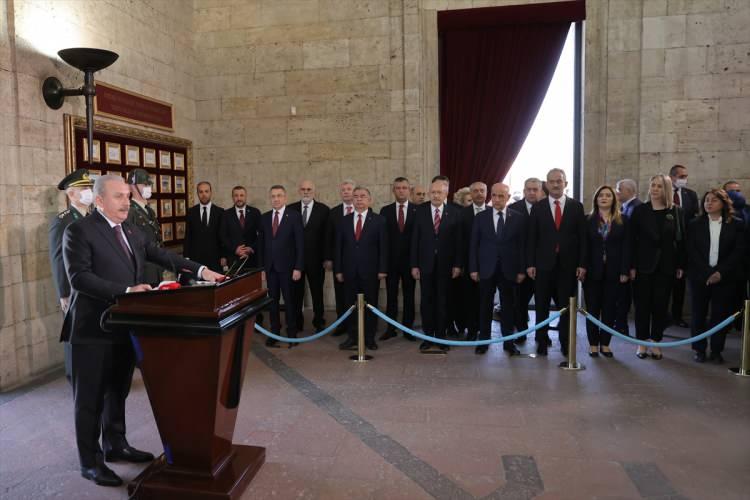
[
  {"x1": 524, "y1": 200, "x2": 533, "y2": 214},
  {"x1": 272, "y1": 206, "x2": 286, "y2": 225},
  {"x1": 396, "y1": 200, "x2": 409, "y2": 223},
  {"x1": 493, "y1": 207, "x2": 507, "y2": 234},
  {"x1": 343, "y1": 203, "x2": 354, "y2": 215},
  {"x1": 301, "y1": 199, "x2": 314, "y2": 225},
  {"x1": 708, "y1": 218, "x2": 722, "y2": 267},
  {"x1": 352, "y1": 209, "x2": 368, "y2": 231},
  {"x1": 548, "y1": 195, "x2": 567, "y2": 217},
  {"x1": 431, "y1": 203, "x2": 445, "y2": 221},
  {"x1": 236, "y1": 206, "x2": 247, "y2": 220},
  {"x1": 200, "y1": 202, "x2": 212, "y2": 221},
  {"x1": 473, "y1": 203, "x2": 488, "y2": 215}
]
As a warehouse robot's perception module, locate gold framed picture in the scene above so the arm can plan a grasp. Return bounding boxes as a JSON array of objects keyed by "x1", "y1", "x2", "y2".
[
  {"x1": 159, "y1": 150, "x2": 171, "y2": 169},
  {"x1": 88, "y1": 168, "x2": 102, "y2": 178},
  {"x1": 160, "y1": 199, "x2": 173, "y2": 218},
  {"x1": 174, "y1": 152, "x2": 185, "y2": 171},
  {"x1": 175, "y1": 221, "x2": 186, "y2": 240},
  {"x1": 148, "y1": 173, "x2": 157, "y2": 188},
  {"x1": 161, "y1": 223, "x2": 173, "y2": 242},
  {"x1": 105, "y1": 142, "x2": 121, "y2": 164},
  {"x1": 125, "y1": 145, "x2": 140, "y2": 166},
  {"x1": 160, "y1": 175, "x2": 172, "y2": 193},
  {"x1": 175, "y1": 199, "x2": 186, "y2": 217},
  {"x1": 143, "y1": 148, "x2": 157, "y2": 167},
  {"x1": 82, "y1": 139, "x2": 101, "y2": 162},
  {"x1": 174, "y1": 176, "x2": 185, "y2": 194},
  {"x1": 147, "y1": 199, "x2": 158, "y2": 214}
]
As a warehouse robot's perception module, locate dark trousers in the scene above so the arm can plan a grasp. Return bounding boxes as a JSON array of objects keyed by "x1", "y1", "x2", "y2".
[
  {"x1": 293, "y1": 263, "x2": 326, "y2": 331},
  {"x1": 420, "y1": 265, "x2": 451, "y2": 338},
  {"x1": 479, "y1": 270, "x2": 516, "y2": 349},
  {"x1": 447, "y1": 276, "x2": 463, "y2": 334},
  {"x1": 634, "y1": 272, "x2": 672, "y2": 341},
  {"x1": 690, "y1": 279, "x2": 734, "y2": 354},
  {"x1": 344, "y1": 273, "x2": 380, "y2": 343},
  {"x1": 583, "y1": 276, "x2": 622, "y2": 347},
  {"x1": 462, "y1": 276, "x2": 480, "y2": 337},
  {"x1": 71, "y1": 343, "x2": 134, "y2": 468},
  {"x1": 671, "y1": 275, "x2": 687, "y2": 321},
  {"x1": 615, "y1": 281, "x2": 633, "y2": 335},
  {"x1": 385, "y1": 265, "x2": 415, "y2": 329},
  {"x1": 534, "y1": 262, "x2": 577, "y2": 350},
  {"x1": 333, "y1": 273, "x2": 347, "y2": 325},
  {"x1": 267, "y1": 268, "x2": 297, "y2": 337},
  {"x1": 514, "y1": 276, "x2": 534, "y2": 333}
]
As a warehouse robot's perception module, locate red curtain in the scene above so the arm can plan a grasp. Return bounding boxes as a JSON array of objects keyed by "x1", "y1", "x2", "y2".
[{"x1": 438, "y1": 1, "x2": 585, "y2": 192}]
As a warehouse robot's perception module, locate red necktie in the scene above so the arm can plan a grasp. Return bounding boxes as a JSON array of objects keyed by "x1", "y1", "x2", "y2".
[
  {"x1": 272, "y1": 211, "x2": 279, "y2": 237},
  {"x1": 554, "y1": 200, "x2": 562, "y2": 230},
  {"x1": 239, "y1": 210, "x2": 245, "y2": 228},
  {"x1": 673, "y1": 189, "x2": 680, "y2": 206},
  {"x1": 355, "y1": 214, "x2": 363, "y2": 241},
  {"x1": 433, "y1": 208, "x2": 441, "y2": 234},
  {"x1": 398, "y1": 204, "x2": 405, "y2": 232}
]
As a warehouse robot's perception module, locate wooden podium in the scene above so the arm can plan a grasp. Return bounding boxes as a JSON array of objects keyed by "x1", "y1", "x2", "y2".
[{"x1": 104, "y1": 270, "x2": 272, "y2": 500}]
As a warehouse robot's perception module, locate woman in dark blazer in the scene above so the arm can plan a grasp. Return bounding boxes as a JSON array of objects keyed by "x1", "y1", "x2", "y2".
[
  {"x1": 629, "y1": 174, "x2": 686, "y2": 360},
  {"x1": 583, "y1": 185, "x2": 630, "y2": 358},
  {"x1": 687, "y1": 188, "x2": 746, "y2": 364}
]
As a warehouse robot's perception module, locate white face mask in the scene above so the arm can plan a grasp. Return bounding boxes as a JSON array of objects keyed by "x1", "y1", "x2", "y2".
[
  {"x1": 78, "y1": 188, "x2": 93, "y2": 206},
  {"x1": 674, "y1": 178, "x2": 688, "y2": 189},
  {"x1": 141, "y1": 186, "x2": 152, "y2": 199}
]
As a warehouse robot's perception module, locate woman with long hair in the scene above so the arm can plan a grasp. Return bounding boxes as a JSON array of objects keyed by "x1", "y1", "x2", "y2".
[
  {"x1": 629, "y1": 174, "x2": 686, "y2": 360},
  {"x1": 583, "y1": 185, "x2": 630, "y2": 357},
  {"x1": 687, "y1": 188, "x2": 746, "y2": 364}
]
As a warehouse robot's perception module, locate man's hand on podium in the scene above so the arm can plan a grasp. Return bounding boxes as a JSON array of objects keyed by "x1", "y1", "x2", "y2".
[
  {"x1": 201, "y1": 268, "x2": 225, "y2": 283},
  {"x1": 127, "y1": 284, "x2": 153, "y2": 293}
]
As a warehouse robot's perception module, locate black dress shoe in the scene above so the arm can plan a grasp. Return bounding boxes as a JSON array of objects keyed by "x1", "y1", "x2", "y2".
[
  {"x1": 339, "y1": 339, "x2": 356, "y2": 350},
  {"x1": 712, "y1": 352, "x2": 724, "y2": 364},
  {"x1": 465, "y1": 332, "x2": 478, "y2": 342},
  {"x1": 536, "y1": 344, "x2": 548, "y2": 356},
  {"x1": 419, "y1": 341, "x2": 433, "y2": 351},
  {"x1": 589, "y1": 351, "x2": 599, "y2": 358},
  {"x1": 561, "y1": 346, "x2": 568, "y2": 357},
  {"x1": 366, "y1": 342, "x2": 378, "y2": 351},
  {"x1": 265, "y1": 338, "x2": 278, "y2": 348},
  {"x1": 332, "y1": 327, "x2": 347, "y2": 337},
  {"x1": 379, "y1": 330, "x2": 397, "y2": 341},
  {"x1": 404, "y1": 333, "x2": 416, "y2": 342},
  {"x1": 105, "y1": 445, "x2": 154, "y2": 463},
  {"x1": 81, "y1": 464, "x2": 123, "y2": 486},
  {"x1": 676, "y1": 319, "x2": 689, "y2": 328},
  {"x1": 440, "y1": 343, "x2": 450, "y2": 351},
  {"x1": 600, "y1": 350, "x2": 614, "y2": 358},
  {"x1": 503, "y1": 345, "x2": 520, "y2": 356},
  {"x1": 694, "y1": 351, "x2": 707, "y2": 363},
  {"x1": 475, "y1": 345, "x2": 488, "y2": 355},
  {"x1": 514, "y1": 335, "x2": 527, "y2": 345}
]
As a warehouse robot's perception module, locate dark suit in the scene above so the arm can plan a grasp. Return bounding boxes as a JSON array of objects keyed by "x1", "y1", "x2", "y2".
[
  {"x1": 629, "y1": 202, "x2": 686, "y2": 341},
  {"x1": 258, "y1": 208, "x2": 304, "y2": 338},
  {"x1": 62, "y1": 210, "x2": 202, "y2": 469},
  {"x1": 616, "y1": 197, "x2": 642, "y2": 334},
  {"x1": 411, "y1": 203, "x2": 463, "y2": 339},
  {"x1": 220, "y1": 205, "x2": 261, "y2": 269},
  {"x1": 687, "y1": 216, "x2": 746, "y2": 355},
  {"x1": 469, "y1": 207, "x2": 526, "y2": 348},
  {"x1": 380, "y1": 201, "x2": 418, "y2": 333},
  {"x1": 288, "y1": 200, "x2": 329, "y2": 331},
  {"x1": 49, "y1": 206, "x2": 87, "y2": 381},
  {"x1": 671, "y1": 187, "x2": 699, "y2": 322},
  {"x1": 184, "y1": 203, "x2": 224, "y2": 272},
  {"x1": 508, "y1": 199, "x2": 535, "y2": 334},
  {"x1": 583, "y1": 215, "x2": 630, "y2": 347},
  {"x1": 526, "y1": 196, "x2": 587, "y2": 353},
  {"x1": 457, "y1": 205, "x2": 488, "y2": 338},
  {"x1": 325, "y1": 204, "x2": 354, "y2": 324},
  {"x1": 335, "y1": 210, "x2": 388, "y2": 343}
]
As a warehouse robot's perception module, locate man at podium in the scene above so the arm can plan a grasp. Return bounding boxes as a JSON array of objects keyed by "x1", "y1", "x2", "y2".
[{"x1": 61, "y1": 174, "x2": 223, "y2": 487}]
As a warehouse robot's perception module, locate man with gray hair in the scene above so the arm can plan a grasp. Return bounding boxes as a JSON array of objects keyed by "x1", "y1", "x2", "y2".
[
  {"x1": 616, "y1": 179, "x2": 641, "y2": 218},
  {"x1": 615, "y1": 178, "x2": 642, "y2": 336},
  {"x1": 62, "y1": 175, "x2": 223, "y2": 487},
  {"x1": 325, "y1": 179, "x2": 357, "y2": 335}
]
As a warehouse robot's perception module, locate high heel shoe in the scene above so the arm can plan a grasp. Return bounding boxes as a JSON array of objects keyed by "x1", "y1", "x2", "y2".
[
  {"x1": 600, "y1": 348, "x2": 614, "y2": 358},
  {"x1": 589, "y1": 347, "x2": 599, "y2": 358},
  {"x1": 636, "y1": 349, "x2": 648, "y2": 359}
]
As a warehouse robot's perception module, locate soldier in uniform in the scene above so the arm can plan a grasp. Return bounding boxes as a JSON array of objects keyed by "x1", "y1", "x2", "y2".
[
  {"x1": 125, "y1": 168, "x2": 163, "y2": 284},
  {"x1": 48, "y1": 168, "x2": 94, "y2": 381}
]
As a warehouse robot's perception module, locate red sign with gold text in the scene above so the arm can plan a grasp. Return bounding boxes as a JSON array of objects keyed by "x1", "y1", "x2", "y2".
[{"x1": 94, "y1": 82, "x2": 174, "y2": 131}]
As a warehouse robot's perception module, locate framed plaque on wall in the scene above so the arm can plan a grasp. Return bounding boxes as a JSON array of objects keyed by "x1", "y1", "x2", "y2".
[{"x1": 64, "y1": 114, "x2": 193, "y2": 252}]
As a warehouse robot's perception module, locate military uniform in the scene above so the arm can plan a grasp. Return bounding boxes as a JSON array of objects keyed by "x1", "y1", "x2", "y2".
[
  {"x1": 126, "y1": 168, "x2": 163, "y2": 284},
  {"x1": 48, "y1": 168, "x2": 93, "y2": 381}
]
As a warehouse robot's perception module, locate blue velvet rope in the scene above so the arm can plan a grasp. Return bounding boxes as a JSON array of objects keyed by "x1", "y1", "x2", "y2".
[
  {"x1": 367, "y1": 304, "x2": 566, "y2": 346},
  {"x1": 254, "y1": 306, "x2": 355, "y2": 343},
  {"x1": 580, "y1": 309, "x2": 739, "y2": 348}
]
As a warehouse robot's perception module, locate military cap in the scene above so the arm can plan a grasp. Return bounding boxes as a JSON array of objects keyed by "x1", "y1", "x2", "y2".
[
  {"x1": 127, "y1": 168, "x2": 153, "y2": 186},
  {"x1": 57, "y1": 168, "x2": 94, "y2": 190}
]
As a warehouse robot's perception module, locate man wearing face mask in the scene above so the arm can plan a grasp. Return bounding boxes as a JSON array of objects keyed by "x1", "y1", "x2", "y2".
[
  {"x1": 48, "y1": 168, "x2": 95, "y2": 381},
  {"x1": 126, "y1": 168, "x2": 163, "y2": 285},
  {"x1": 668, "y1": 164, "x2": 698, "y2": 328}
]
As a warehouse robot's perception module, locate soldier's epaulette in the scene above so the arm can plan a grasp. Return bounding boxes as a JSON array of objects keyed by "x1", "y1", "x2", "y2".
[{"x1": 58, "y1": 209, "x2": 71, "y2": 219}]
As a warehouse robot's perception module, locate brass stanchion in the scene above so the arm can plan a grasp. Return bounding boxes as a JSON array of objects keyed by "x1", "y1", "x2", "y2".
[
  {"x1": 730, "y1": 299, "x2": 750, "y2": 377},
  {"x1": 559, "y1": 296, "x2": 585, "y2": 371},
  {"x1": 350, "y1": 294, "x2": 372, "y2": 362}
]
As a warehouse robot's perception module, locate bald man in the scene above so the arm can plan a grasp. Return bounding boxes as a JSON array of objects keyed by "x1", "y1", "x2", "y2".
[{"x1": 288, "y1": 180, "x2": 330, "y2": 332}]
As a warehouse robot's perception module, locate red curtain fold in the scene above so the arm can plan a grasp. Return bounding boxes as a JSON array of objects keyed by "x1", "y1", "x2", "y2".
[{"x1": 439, "y1": 2, "x2": 584, "y2": 192}]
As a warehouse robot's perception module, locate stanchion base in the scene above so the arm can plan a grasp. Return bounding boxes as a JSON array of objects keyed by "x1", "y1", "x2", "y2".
[
  {"x1": 559, "y1": 361, "x2": 585, "y2": 371},
  {"x1": 349, "y1": 354, "x2": 373, "y2": 362},
  {"x1": 729, "y1": 367, "x2": 750, "y2": 377}
]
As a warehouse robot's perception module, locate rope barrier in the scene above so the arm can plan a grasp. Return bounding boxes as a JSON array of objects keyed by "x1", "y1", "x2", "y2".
[
  {"x1": 579, "y1": 308, "x2": 740, "y2": 348},
  {"x1": 254, "y1": 306, "x2": 355, "y2": 343},
  {"x1": 367, "y1": 304, "x2": 567, "y2": 346}
]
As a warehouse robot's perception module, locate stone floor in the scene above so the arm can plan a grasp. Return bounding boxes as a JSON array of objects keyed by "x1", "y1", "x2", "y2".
[{"x1": 1, "y1": 313, "x2": 749, "y2": 500}]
